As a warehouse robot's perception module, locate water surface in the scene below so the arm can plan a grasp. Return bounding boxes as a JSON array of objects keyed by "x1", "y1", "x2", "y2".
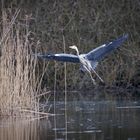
[{"x1": 0, "y1": 91, "x2": 140, "y2": 140}]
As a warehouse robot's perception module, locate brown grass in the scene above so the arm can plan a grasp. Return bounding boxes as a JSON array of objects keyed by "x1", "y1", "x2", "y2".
[{"x1": 0, "y1": 8, "x2": 47, "y2": 116}]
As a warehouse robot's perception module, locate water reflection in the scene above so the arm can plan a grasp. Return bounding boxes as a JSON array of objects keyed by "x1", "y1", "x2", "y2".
[
  {"x1": 0, "y1": 117, "x2": 39, "y2": 140},
  {"x1": 48, "y1": 100, "x2": 140, "y2": 140},
  {"x1": 0, "y1": 91, "x2": 140, "y2": 140}
]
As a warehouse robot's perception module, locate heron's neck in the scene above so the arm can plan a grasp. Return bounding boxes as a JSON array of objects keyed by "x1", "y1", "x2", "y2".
[{"x1": 75, "y1": 48, "x2": 80, "y2": 56}]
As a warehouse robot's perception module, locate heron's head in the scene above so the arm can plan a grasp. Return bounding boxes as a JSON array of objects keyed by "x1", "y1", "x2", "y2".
[
  {"x1": 69, "y1": 45, "x2": 77, "y2": 50},
  {"x1": 69, "y1": 45, "x2": 79, "y2": 55}
]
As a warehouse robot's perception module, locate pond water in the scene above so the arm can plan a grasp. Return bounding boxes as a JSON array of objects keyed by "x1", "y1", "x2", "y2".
[{"x1": 0, "y1": 91, "x2": 140, "y2": 140}]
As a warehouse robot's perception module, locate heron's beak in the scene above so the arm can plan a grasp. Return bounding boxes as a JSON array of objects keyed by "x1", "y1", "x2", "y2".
[
  {"x1": 69, "y1": 45, "x2": 75, "y2": 49},
  {"x1": 69, "y1": 46, "x2": 73, "y2": 49}
]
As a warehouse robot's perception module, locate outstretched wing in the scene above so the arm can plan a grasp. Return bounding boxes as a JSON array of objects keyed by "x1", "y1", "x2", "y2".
[
  {"x1": 54, "y1": 53, "x2": 80, "y2": 63},
  {"x1": 85, "y1": 34, "x2": 128, "y2": 61},
  {"x1": 33, "y1": 53, "x2": 80, "y2": 63},
  {"x1": 32, "y1": 53, "x2": 54, "y2": 59}
]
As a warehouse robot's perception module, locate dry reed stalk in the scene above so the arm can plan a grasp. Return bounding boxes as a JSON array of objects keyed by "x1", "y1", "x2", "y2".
[
  {"x1": 0, "y1": 9, "x2": 45, "y2": 117},
  {"x1": 63, "y1": 34, "x2": 68, "y2": 140}
]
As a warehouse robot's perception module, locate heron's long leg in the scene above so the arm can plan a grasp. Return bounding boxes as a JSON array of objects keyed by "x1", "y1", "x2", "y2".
[
  {"x1": 92, "y1": 69, "x2": 104, "y2": 83},
  {"x1": 82, "y1": 65, "x2": 96, "y2": 85},
  {"x1": 86, "y1": 69, "x2": 96, "y2": 85},
  {"x1": 89, "y1": 71, "x2": 96, "y2": 85}
]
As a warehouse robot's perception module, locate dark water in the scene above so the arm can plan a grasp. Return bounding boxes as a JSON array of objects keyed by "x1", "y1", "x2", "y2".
[{"x1": 0, "y1": 91, "x2": 140, "y2": 140}]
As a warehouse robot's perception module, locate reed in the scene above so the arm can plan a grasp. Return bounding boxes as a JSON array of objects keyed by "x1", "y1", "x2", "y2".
[{"x1": 0, "y1": 8, "x2": 46, "y2": 116}]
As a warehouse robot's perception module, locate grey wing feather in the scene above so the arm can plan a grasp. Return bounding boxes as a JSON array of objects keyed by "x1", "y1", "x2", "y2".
[
  {"x1": 85, "y1": 34, "x2": 128, "y2": 61},
  {"x1": 91, "y1": 61, "x2": 98, "y2": 69},
  {"x1": 80, "y1": 61, "x2": 98, "y2": 71},
  {"x1": 33, "y1": 53, "x2": 80, "y2": 63}
]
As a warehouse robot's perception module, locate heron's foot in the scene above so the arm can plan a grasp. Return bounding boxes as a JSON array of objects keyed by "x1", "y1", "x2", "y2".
[
  {"x1": 91, "y1": 78, "x2": 96, "y2": 85},
  {"x1": 100, "y1": 78, "x2": 104, "y2": 83}
]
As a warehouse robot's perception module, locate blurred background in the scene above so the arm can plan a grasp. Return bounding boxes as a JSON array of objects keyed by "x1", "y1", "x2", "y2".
[{"x1": 0, "y1": 0, "x2": 140, "y2": 90}]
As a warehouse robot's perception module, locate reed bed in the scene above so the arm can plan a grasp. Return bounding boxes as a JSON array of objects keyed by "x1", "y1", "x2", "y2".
[{"x1": 0, "y1": 8, "x2": 48, "y2": 116}]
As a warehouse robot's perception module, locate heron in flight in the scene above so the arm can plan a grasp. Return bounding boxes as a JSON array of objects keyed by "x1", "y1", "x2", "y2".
[
  {"x1": 69, "y1": 45, "x2": 103, "y2": 85},
  {"x1": 34, "y1": 34, "x2": 128, "y2": 84}
]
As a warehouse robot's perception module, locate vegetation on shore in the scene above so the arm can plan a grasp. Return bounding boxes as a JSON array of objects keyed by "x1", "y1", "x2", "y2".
[
  {"x1": 0, "y1": 0, "x2": 140, "y2": 115},
  {"x1": 0, "y1": 7, "x2": 47, "y2": 116}
]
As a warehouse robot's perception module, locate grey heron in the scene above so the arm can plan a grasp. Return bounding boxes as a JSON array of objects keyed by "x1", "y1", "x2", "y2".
[
  {"x1": 69, "y1": 45, "x2": 103, "y2": 85},
  {"x1": 34, "y1": 34, "x2": 128, "y2": 84}
]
